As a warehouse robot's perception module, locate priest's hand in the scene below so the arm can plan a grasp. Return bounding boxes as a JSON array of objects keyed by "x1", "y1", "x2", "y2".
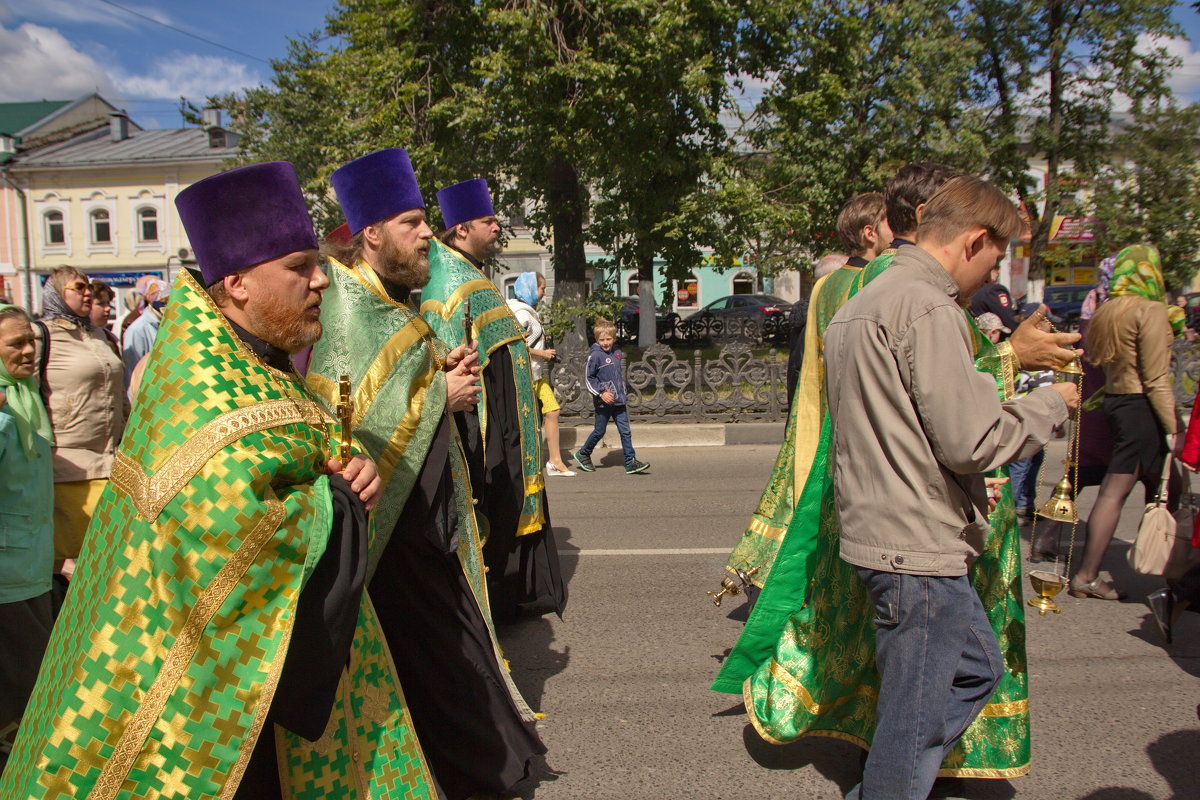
[
  {"x1": 444, "y1": 342, "x2": 479, "y2": 372},
  {"x1": 446, "y1": 359, "x2": 482, "y2": 412},
  {"x1": 1009, "y1": 304, "x2": 1083, "y2": 370},
  {"x1": 327, "y1": 454, "x2": 382, "y2": 510}
]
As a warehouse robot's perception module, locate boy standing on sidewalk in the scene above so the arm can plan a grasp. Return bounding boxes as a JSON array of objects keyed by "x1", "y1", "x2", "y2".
[{"x1": 573, "y1": 320, "x2": 649, "y2": 474}]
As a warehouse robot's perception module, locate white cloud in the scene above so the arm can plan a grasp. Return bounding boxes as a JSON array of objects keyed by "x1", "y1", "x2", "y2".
[
  {"x1": 0, "y1": 0, "x2": 170, "y2": 30},
  {"x1": 1140, "y1": 34, "x2": 1200, "y2": 101},
  {"x1": 111, "y1": 52, "x2": 263, "y2": 100},
  {"x1": 0, "y1": 23, "x2": 115, "y2": 102}
]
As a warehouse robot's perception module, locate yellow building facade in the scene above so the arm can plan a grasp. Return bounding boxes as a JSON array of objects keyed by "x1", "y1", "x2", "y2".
[{"x1": 5, "y1": 114, "x2": 238, "y2": 321}]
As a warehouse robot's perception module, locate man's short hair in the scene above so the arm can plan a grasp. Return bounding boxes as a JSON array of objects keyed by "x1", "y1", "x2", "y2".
[
  {"x1": 884, "y1": 163, "x2": 960, "y2": 237},
  {"x1": 436, "y1": 219, "x2": 475, "y2": 246},
  {"x1": 593, "y1": 319, "x2": 617, "y2": 338},
  {"x1": 815, "y1": 253, "x2": 847, "y2": 279},
  {"x1": 917, "y1": 175, "x2": 1023, "y2": 246},
  {"x1": 835, "y1": 192, "x2": 886, "y2": 255}
]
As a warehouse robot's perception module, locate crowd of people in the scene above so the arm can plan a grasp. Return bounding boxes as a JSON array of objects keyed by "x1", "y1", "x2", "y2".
[
  {"x1": 0, "y1": 153, "x2": 1195, "y2": 800},
  {"x1": 717, "y1": 163, "x2": 1197, "y2": 800}
]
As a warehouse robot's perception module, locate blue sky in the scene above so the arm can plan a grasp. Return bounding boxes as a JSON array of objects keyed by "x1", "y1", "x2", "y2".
[{"x1": 3, "y1": 0, "x2": 1200, "y2": 130}]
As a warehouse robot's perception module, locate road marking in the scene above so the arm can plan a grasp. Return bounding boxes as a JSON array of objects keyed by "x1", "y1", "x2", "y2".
[{"x1": 564, "y1": 547, "x2": 729, "y2": 556}]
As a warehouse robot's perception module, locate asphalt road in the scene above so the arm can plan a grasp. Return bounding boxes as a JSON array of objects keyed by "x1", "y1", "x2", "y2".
[{"x1": 498, "y1": 441, "x2": 1200, "y2": 800}]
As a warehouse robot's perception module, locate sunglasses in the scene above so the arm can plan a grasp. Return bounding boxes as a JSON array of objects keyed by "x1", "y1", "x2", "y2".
[{"x1": 63, "y1": 281, "x2": 92, "y2": 294}]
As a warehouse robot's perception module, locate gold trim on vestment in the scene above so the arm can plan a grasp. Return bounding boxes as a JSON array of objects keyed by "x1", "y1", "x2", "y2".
[
  {"x1": 994, "y1": 341, "x2": 1018, "y2": 400},
  {"x1": 979, "y1": 698, "x2": 1029, "y2": 717},
  {"x1": 938, "y1": 764, "x2": 1031, "y2": 778},
  {"x1": 375, "y1": 367, "x2": 440, "y2": 491},
  {"x1": 110, "y1": 399, "x2": 333, "y2": 521},
  {"x1": 766, "y1": 658, "x2": 879, "y2": 714},
  {"x1": 747, "y1": 515, "x2": 788, "y2": 542},
  {"x1": 420, "y1": 279, "x2": 496, "y2": 321},
  {"x1": 353, "y1": 317, "x2": 439, "y2": 426},
  {"x1": 219, "y1": 599, "x2": 300, "y2": 800},
  {"x1": 791, "y1": 273, "x2": 834, "y2": 500},
  {"x1": 91, "y1": 499, "x2": 288, "y2": 800}
]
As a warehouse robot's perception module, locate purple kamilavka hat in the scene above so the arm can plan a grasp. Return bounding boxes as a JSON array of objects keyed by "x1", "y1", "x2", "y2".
[
  {"x1": 437, "y1": 178, "x2": 494, "y2": 229},
  {"x1": 175, "y1": 161, "x2": 318, "y2": 285},
  {"x1": 331, "y1": 149, "x2": 424, "y2": 234}
]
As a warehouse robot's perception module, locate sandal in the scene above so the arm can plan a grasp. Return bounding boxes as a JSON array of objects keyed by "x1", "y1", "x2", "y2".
[{"x1": 1069, "y1": 574, "x2": 1126, "y2": 601}]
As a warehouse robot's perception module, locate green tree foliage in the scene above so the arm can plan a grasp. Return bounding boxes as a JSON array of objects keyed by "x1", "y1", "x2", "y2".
[
  {"x1": 968, "y1": 0, "x2": 1180, "y2": 281},
  {"x1": 1088, "y1": 103, "x2": 1200, "y2": 288},
  {"x1": 732, "y1": 0, "x2": 987, "y2": 273}
]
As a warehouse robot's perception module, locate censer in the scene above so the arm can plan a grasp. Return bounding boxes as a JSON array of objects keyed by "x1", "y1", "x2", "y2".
[
  {"x1": 1026, "y1": 353, "x2": 1085, "y2": 615},
  {"x1": 707, "y1": 566, "x2": 760, "y2": 607}
]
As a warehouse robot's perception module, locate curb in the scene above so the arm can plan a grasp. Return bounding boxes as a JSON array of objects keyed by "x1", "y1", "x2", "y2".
[{"x1": 558, "y1": 421, "x2": 785, "y2": 449}]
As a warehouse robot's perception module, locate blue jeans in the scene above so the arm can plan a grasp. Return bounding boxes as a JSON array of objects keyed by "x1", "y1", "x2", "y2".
[
  {"x1": 1007, "y1": 448, "x2": 1044, "y2": 513},
  {"x1": 579, "y1": 401, "x2": 636, "y2": 463},
  {"x1": 845, "y1": 568, "x2": 1002, "y2": 800}
]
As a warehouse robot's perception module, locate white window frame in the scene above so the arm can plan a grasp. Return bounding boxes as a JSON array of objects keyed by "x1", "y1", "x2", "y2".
[
  {"x1": 33, "y1": 193, "x2": 71, "y2": 258},
  {"x1": 674, "y1": 272, "x2": 700, "y2": 309},
  {"x1": 84, "y1": 192, "x2": 118, "y2": 256},
  {"x1": 128, "y1": 190, "x2": 166, "y2": 254}
]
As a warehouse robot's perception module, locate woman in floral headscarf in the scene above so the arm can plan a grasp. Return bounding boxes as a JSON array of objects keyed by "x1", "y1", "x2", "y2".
[{"x1": 1072, "y1": 244, "x2": 1183, "y2": 599}]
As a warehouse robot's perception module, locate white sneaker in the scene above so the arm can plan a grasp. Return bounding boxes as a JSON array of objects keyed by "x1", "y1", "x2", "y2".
[{"x1": 545, "y1": 461, "x2": 576, "y2": 477}]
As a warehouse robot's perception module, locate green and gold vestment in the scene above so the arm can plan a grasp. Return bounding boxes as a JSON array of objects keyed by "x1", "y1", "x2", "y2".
[
  {"x1": 418, "y1": 239, "x2": 545, "y2": 537},
  {"x1": 0, "y1": 270, "x2": 438, "y2": 800},
  {"x1": 723, "y1": 248, "x2": 1031, "y2": 778},
  {"x1": 723, "y1": 262, "x2": 871, "y2": 590},
  {"x1": 307, "y1": 255, "x2": 536, "y2": 720}
]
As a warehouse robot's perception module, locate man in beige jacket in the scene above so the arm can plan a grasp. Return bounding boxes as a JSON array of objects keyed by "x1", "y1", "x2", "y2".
[{"x1": 825, "y1": 175, "x2": 1080, "y2": 800}]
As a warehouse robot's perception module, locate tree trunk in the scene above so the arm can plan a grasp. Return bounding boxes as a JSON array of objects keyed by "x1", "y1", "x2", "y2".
[
  {"x1": 1029, "y1": 0, "x2": 1065, "y2": 285},
  {"x1": 547, "y1": 155, "x2": 589, "y2": 347},
  {"x1": 637, "y1": 252, "x2": 656, "y2": 347}
]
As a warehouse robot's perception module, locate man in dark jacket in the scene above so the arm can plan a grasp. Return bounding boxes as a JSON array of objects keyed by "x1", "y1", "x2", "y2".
[{"x1": 968, "y1": 264, "x2": 1020, "y2": 333}]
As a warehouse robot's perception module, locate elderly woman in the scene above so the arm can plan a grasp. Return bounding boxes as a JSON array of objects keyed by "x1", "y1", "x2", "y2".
[
  {"x1": 121, "y1": 276, "x2": 168, "y2": 384},
  {"x1": 38, "y1": 266, "x2": 127, "y2": 564},
  {"x1": 1072, "y1": 245, "x2": 1185, "y2": 600},
  {"x1": 0, "y1": 304, "x2": 55, "y2": 735}
]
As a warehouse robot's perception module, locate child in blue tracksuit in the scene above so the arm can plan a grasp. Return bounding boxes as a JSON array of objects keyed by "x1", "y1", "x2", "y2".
[{"x1": 572, "y1": 320, "x2": 649, "y2": 474}]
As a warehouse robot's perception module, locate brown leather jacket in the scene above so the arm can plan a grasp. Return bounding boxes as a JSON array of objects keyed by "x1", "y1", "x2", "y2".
[{"x1": 1093, "y1": 295, "x2": 1177, "y2": 434}]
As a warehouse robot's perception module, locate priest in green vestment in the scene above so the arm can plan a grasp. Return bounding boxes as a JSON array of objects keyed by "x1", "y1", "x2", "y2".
[
  {"x1": 715, "y1": 163, "x2": 1082, "y2": 780},
  {"x1": 316, "y1": 149, "x2": 545, "y2": 800},
  {"x1": 0, "y1": 162, "x2": 449, "y2": 800},
  {"x1": 424, "y1": 177, "x2": 566, "y2": 623},
  {"x1": 720, "y1": 191, "x2": 893, "y2": 604}
]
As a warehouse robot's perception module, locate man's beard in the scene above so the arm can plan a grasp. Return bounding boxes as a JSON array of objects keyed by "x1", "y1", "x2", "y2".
[
  {"x1": 246, "y1": 291, "x2": 322, "y2": 354},
  {"x1": 375, "y1": 234, "x2": 430, "y2": 289}
]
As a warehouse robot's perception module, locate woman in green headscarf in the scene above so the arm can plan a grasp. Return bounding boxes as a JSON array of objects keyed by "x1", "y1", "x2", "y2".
[
  {"x1": 0, "y1": 304, "x2": 56, "y2": 734},
  {"x1": 1073, "y1": 244, "x2": 1183, "y2": 599}
]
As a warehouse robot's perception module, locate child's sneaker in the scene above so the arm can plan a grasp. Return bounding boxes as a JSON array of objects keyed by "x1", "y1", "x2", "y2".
[
  {"x1": 625, "y1": 459, "x2": 650, "y2": 474},
  {"x1": 572, "y1": 451, "x2": 595, "y2": 472}
]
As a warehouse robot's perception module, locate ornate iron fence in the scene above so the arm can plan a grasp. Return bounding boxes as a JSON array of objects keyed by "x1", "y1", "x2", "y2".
[
  {"x1": 549, "y1": 341, "x2": 790, "y2": 422},
  {"x1": 614, "y1": 313, "x2": 790, "y2": 347},
  {"x1": 546, "y1": 337, "x2": 1200, "y2": 423}
]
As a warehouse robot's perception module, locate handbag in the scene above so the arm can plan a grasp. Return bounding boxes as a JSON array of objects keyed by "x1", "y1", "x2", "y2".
[{"x1": 1128, "y1": 454, "x2": 1195, "y2": 577}]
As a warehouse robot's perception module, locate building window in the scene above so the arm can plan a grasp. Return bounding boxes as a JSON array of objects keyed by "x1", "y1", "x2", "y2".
[
  {"x1": 138, "y1": 207, "x2": 159, "y2": 242},
  {"x1": 45, "y1": 210, "x2": 65, "y2": 244},
  {"x1": 91, "y1": 209, "x2": 111, "y2": 243},
  {"x1": 627, "y1": 273, "x2": 640, "y2": 297},
  {"x1": 732, "y1": 271, "x2": 756, "y2": 295}
]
